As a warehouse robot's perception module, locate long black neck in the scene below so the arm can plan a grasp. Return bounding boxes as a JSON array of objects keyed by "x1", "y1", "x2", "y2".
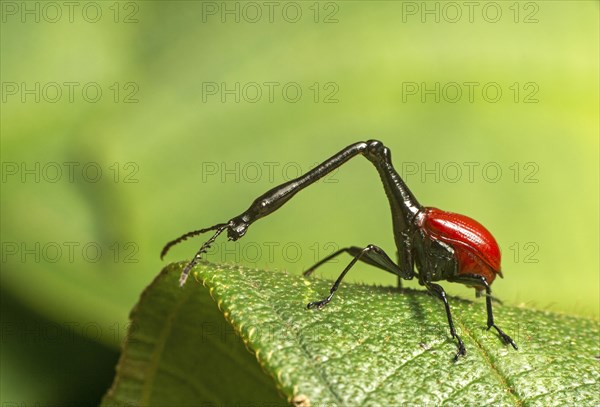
[
  {"x1": 228, "y1": 140, "x2": 422, "y2": 244},
  {"x1": 363, "y1": 141, "x2": 422, "y2": 247}
]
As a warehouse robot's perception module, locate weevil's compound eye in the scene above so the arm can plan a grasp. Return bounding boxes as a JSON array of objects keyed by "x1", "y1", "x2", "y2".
[{"x1": 227, "y1": 217, "x2": 248, "y2": 240}]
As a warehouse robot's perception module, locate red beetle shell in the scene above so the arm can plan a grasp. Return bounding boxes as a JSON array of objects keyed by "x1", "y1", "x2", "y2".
[{"x1": 418, "y1": 207, "x2": 502, "y2": 288}]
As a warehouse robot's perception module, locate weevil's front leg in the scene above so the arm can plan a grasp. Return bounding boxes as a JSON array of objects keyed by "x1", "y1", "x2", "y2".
[
  {"x1": 303, "y1": 247, "x2": 365, "y2": 277},
  {"x1": 424, "y1": 282, "x2": 466, "y2": 361},
  {"x1": 450, "y1": 274, "x2": 518, "y2": 350},
  {"x1": 303, "y1": 245, "x2": 414, "y2": 280},
  {"x1": 307, "y1": 244, "x2": 400, "y2": 309}
]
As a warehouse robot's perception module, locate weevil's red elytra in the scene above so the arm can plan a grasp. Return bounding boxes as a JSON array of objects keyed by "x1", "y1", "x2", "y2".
[{"x1": 418, "y1": 207, "x2": 503, "y2": 289}]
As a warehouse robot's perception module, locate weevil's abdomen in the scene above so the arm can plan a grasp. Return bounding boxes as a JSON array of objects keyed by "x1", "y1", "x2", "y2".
[{"x1": 418, "y1": 207, "x2": 502, "y2": 288}]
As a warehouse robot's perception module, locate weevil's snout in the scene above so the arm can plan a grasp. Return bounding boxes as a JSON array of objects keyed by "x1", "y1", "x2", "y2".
[{"x1": 227, "y1": 217, "x2": 248, "y2": 240}]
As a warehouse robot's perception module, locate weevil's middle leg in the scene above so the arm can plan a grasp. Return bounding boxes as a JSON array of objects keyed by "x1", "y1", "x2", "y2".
[
  {"x1": 303, "y1": 245, "x2": 409, "y2": 279},
  {"x1": 425, "y1": 282, "x2": 466, "y2": 361},
  {"x1": 307, "y1": 244, "x2": 402, "y2": 309}
]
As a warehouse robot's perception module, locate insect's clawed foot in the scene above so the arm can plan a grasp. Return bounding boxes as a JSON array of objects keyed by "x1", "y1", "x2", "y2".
[
  {"x1": 306, "y1": 295, "x2": 333, "y2": 310},
  {"x1": 453, "y1": 335, "x2": 467, "y2": 362},
  {"x1": 488, "y1": 324, "x2": 518, "y2": 350},
  {"x1": 302, "y1": 268, "x2": 316, "y2": 278}
]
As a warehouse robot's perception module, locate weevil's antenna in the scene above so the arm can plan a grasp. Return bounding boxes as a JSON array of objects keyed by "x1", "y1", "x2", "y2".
[
  {"x1": 178, "y1": 224, "x2": 229, "y2": 287},
  {"x1": 161, "y1": 223, "x2": 228, "y2": 260}
]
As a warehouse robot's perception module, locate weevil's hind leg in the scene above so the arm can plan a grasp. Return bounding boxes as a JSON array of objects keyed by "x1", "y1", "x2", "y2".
[
  {"x1": 450, "y1": 275, "x2": 518, "y2": 350},
  {"x1": 483, "y1": 283, "x2": 518, "y2": 349},
  {"x1": 424, "y1": 282, "x2": 466, "y2": 361},
  {"x1": 307, "y1": 244, "x2": 402, "y2": 309},
  {"x1": 303, "y1": 245, "x2": 404, "y2": 278}
]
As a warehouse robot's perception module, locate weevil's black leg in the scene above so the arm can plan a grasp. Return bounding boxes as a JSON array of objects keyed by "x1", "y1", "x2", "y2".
[
  {"x1": 303, "y1": 246, "x2": 364, "y2": 277},
  {"x1": 307, "y1": 244, "x2": 402, "y2": 309},
  {"x1": 424, "y1": 282, "x2": 466, "y2": 361},
  {"x1": 449, "y1": 274, "x2": 518, "y2": 350},
  {"x1": 303, "y1": 246, "x2": 412, "y2": 280}
]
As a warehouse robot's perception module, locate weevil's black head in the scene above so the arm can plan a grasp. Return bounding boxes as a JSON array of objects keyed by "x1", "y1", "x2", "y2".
[
  {"x1": 227, "y1": 216, "x2": 249, "y2": 241},
  {"x1": 365, "y1": 139, "x2": 391, "y2": 163}
]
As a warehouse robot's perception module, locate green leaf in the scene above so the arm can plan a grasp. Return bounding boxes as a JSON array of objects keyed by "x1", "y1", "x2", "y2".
[{"x1": 103, "y1": 262, "x2": 600, "y2": 406}]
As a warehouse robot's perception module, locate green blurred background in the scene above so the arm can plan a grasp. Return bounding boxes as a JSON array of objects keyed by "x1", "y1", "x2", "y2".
[{"x1": 1, "y1": 1, "x2": 598, "y2": 405}]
